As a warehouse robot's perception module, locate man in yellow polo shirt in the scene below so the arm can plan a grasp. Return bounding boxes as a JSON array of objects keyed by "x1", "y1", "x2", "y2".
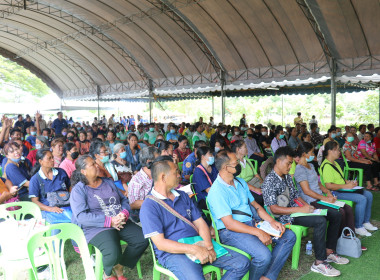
[{"x1": 294, "y1": 112, "x2": 303, "y2": 125}]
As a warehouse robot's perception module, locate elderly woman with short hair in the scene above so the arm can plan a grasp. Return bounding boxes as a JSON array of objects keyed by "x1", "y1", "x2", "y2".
[
  {"x1": 70, "y1": 155, "x2": 148, "y2": 280},
  {"x1": 128, "y1": 146, "x2": 157, "y2": 222},
  {"x1": 27, "y1": 135, "x2": 49, "y2": 166}
]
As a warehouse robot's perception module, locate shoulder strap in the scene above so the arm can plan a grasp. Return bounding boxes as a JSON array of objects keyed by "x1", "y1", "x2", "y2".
[
  {"x1": 146, "y1": 195, "x2": 199, "y2": 234},
  {"x1": 36, "y1": 172, "x2": 46, "y2": 199},
  {"x1": 196, "y1": 165, "x2": 212, "y2": 186},
  {"x1": 322, "y1": 162, "x2": 345, "y2": 181}
]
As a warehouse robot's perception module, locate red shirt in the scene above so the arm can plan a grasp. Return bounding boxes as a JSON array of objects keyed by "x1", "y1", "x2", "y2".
[
  {"x1": 174, "y1": 148, "x2": 192, "y2": 162},
  {"x1": 374, "y1": 136, "x2": 380, "y2": 157},
  {"x1": 26, "y1": 149, "x2": 38, "y2": 166}
]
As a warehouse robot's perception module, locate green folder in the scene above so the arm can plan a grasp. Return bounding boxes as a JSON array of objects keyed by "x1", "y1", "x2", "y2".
[
  {"x1": 317, "y1": 200, "x2": 345, "y2": 209},
  {"x1": 290, "y1": 209, "x2": 328, "y2": 218},
  {"x1": 178, "y1": 236, "x2": 229, "y2": 264}
]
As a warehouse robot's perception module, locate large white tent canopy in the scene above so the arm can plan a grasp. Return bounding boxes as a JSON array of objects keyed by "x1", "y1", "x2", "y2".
[{"x1": 0, "y1": 0, "x2": 379, "y2": 122}]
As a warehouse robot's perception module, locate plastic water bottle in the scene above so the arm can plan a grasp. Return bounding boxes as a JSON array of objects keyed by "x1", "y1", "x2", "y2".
[{"x1": 306, "y1": 241, "x2": 313, "y2": 255}]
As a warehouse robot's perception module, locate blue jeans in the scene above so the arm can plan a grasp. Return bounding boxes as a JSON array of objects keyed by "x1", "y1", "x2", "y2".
[
  {"x1": 162, "y1": 247, "x2": 250, "y2": 280},
  {"x1": 219, "y1": 220, "x2": 296, "y2": 280},
  {"x1": 333, "y1": 190, "x2": 373, "y2": 228}
]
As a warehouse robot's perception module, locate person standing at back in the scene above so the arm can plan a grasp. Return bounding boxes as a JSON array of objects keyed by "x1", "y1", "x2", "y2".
[
  {"x1": 294, "y1": 112, "x2": 303, "y2": 126},
  {"x1": 51, "y1": 112, "x2": 68, "y2": 136}
]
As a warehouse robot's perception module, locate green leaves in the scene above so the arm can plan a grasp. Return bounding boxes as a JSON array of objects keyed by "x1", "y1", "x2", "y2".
[{"x1": 0, "y1": 56, "x2": 50, "y2": 97}]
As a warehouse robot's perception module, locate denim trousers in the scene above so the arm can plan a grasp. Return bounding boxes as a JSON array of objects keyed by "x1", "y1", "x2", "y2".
[
  {"x1": 162, "y1": 247, "x2": 250, "y2": 280},
  {"x1": 333, "y1": 190, "x2": 373, "y2": 228},
  {"x1": 219, "y1": 220, "x2": 296, "y2": 280}
]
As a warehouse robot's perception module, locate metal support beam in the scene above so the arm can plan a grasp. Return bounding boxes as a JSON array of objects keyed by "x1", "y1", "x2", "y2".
[
  {"x1": 378, "y1": 86, "x2": 380, "y2": 127},
  {"x1": 97, "y1": 85, "x2": 101, "y2": 120},
  {"x1": 331, "y1": 59, "x2": 337, "y2": 126},
  {"x1": 221, "y1": 71, "x2": 226, "y2": 124},
  {"x1": 212, "y1": 96, "x2": 214, "y2": 119},
  {"x1": 148, "y1": 79, "x2": 154, "y2": 123}
]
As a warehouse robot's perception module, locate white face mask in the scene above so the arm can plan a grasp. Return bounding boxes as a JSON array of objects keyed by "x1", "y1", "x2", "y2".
[
  {"x1": 234, "y1": 131, "x2": 240, "y2": 135},
  {"x1": 221, "y1": 133, "x2": 226, "y2": 137},
  {"x1": 261, "y1": 131, "x2": 268, "y2": 136}
]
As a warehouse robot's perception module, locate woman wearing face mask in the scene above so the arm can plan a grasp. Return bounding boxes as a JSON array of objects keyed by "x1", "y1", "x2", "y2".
[
  {"x1": 173, "y1": 135, "x2": 191, "y2": 163},
  {"x1": 51, "y1": 138, "x2": 65, "y2": 167},
  {"x1": 321, "y1": 141, "x2": 377, "y2": 237},
  {"x1": 245, "y1": 128, "x2": 266, "y2": 167},
  {"x1": 59, "y1": 142, "x2": 79, "y2": 178},
  {"x1": 76, "y1": 131, "x2": 90, "y2": 155},
  {"x1": 27, "y1": 136, "x2": 48, "y2": 166},
  {"x1": 166, "y1": 124, "x2": 179, "y2": 143},
  {"x1": 323, "y1": 128, "x2": 339, "y2": 146},
  {"x1": 343, "y1": 132, "x2": 380, "y2": 191},
  {"x1": 2, "y1": 141, "x2": 31, "y2": 201},
  {"x1": 124, "y1": 133, "x2": 141, "y2": 173},
  {"x1": 232, "y1": 140, "x2": 264, "y2": 206},
  {"x1": 231, "y1": 127, "x2": 243, "y2": 141},
  {"x1": 193, "y1": 146, "x2": 219, "y2": 210},
  {"x1": 214, "y1": 137, "x2": 228, "y2": 154},
  {"x1": 111, "y1": 143, "x2": 133, "y2": 195},
  {"x1": 90, "y1": 140, "x2": 117, "y2": 181},
  {"x1": 271, "y1": 129, "x2": 287, "y2": 154},
  {"x1": 66, "y1": 131, "x2": 77, "y2": 144},
  {"x1": 295, "y1": 142, "x2": 355, "y2": 234}
]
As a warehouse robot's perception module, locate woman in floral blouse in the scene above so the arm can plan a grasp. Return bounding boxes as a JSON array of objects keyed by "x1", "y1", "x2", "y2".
[{"x1": 343, "y1": 132, "x2": 380, "y2": 191}]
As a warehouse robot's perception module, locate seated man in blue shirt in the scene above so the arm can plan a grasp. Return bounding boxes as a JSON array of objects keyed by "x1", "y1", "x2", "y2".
[
  {"x1": 181, "y1": 140, "x2": 206, "y2": 184},
  {"x1": 166, "y1": 124, "x2": 179, "y2": 143},
  {"x1": 140, "y1": 156, "x2": 250, "y2": 280},
  {"x1": 208, "y1": 150, "x2": 296, "y2": 280}
]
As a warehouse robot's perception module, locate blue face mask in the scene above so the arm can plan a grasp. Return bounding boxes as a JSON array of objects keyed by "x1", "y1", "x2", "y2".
[
  {"x1": 62, "y1": 132, "x2": 67, "y2": 136},
  {"x1": 279, "y1": 134, "x2": 285, "y2": 139},
  {"x1": 149, "y1": 127, "x2": 155, "y2": 132},
  {"x1": 367, "y1": 140, "x2": 372, "y2": 144},
  {"x1": 347, "y1": 136, "x2": 354, "y2": 142},
  {"x1": 207, "y1": 156, "x2": 215, "y2": 166},
  {"x1": 35, "y1": 144, "x2": 42, "y2": 150},
  {"x1": 11, "y1": 158, "x2": 21, "y2": 163},
  {"x1": 331, "y1": 133, "x2": 336, "y2": 138},
  {"x1": 120, "y1": 151, "x2": 127, "y2": 159},
  {"x1": 306, "y1": 155, "x2": 315, "y2": 162},
  {"x1": 31, "y1": 131, "x2": 37, "y2": 136},
  {"x1": 170, "y1": 129, "x2": 175, "y2": 134},
  {"x1": 100, "y1": 155, "x2": 109, "y2": 163},
  {"x1": 44, "y1": 136, "x2": 49, "y2": 140},
  {"x1": 316, "y1": 128, "x2": 320, "y2": 133},
  {"x1": 337, "y1": 132, "x2": 341, "y2": 137},
  {"x1": 214, "y1": 147, "x2": 221, "y2": 153}
]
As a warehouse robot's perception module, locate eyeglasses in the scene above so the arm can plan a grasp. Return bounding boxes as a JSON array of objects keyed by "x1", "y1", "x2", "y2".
[{"x1": 99, "y1": 151, "x2": 109, "y2": 155}]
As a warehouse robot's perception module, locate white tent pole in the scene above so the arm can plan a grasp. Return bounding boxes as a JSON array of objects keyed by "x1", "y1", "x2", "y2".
[
  {"x1": 149, "y1": 79, "x2": 154, "y2": 123},
  {"x1": 331, "y1": 59, "x2": 337, "y2": 126},
  {"x1": 212, "y1": 96, "x2": 214, "y2": 119},
  {"x1": 221, "y1": 71, "x2": 226, "y2": 124},
  {"x1": 97, "y1": 85, "x2": 101, "y2": 120}
]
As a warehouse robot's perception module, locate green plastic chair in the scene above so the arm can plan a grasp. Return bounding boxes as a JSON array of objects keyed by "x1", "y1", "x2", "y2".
[
  {"x1": 90, "y1": 240, "x2": 142, "y2": 280},
  {"x1": 0, "y1": 201, "x2": 42, "y2": 220},
  {"x1": 178, "y1": 162, "x2": 183, "y2": 172},
  {"x1": 318, "y1": 167, "x2": 354, "y2": 208},
  {"x1": 247, "y1": 158, "x2": 258, "y2": 174},
  {"x1": 341, "y1": 149, "x2": 364, "y2": 187},
  {"x1": 27, "y1": 223, "x2": 96, "y2": 280},
  {"x1": 205, "y1": 201, "x2": 251, "y2": 280},
  {"x1": 0, "y1": 166, "x2": 2, "y2": 177},
  {"x1": 149, "y1": 239, "x2": 221, "y2": 280},
  {"x1": 263, "y1": 205, "x2": 308, "y2": 270}
]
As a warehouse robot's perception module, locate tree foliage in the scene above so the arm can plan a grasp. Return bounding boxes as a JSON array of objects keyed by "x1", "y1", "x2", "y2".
[{"x1": 0, "y1": 55, "x2": 50, "y2": 97}]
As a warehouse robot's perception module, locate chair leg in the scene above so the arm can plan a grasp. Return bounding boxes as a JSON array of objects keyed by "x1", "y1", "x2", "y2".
[
  {"x1": 136, "y1": 260, "x2": 143, "y2": 279},
  {"x1": 290, "y1": 227, "x2": 302, "y2": 270},
  {"x1": 152, "y1": 268, "x2": 161, "y2": 280}
]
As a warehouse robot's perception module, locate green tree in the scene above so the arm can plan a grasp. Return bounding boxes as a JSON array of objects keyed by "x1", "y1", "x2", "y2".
[{"x1": 0, "y1": 55, "x2": 50, "y2": 97}]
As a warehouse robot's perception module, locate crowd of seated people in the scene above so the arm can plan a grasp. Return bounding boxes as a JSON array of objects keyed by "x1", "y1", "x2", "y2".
[{"x1": 0, "y1": 111, "x2": 379, "y2": 279}]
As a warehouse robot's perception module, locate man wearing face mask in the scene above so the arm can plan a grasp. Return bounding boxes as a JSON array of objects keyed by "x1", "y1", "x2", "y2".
[
  {"x1": 208, "y1": 150, "x2": 295, "y2": 280},
  {"x1": 166, "y1": 124, "x2": 179, "y2": 144},
  {"x1": 143, "y1": 123, "x2": 159, "y2": 147}
]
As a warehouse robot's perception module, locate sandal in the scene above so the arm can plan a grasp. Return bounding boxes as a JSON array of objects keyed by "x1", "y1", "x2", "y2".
[{"x1": 366, "y1": 186, "x2": 379, "y2": 191}]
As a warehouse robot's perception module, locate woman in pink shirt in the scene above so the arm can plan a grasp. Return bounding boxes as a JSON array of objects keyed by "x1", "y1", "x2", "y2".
[
  {"x1": 357, "y1": 132, "x2": 380, "y2": 189},
  {"x1": 59, "y1": 142, "x2": 79, "y2": 178}
]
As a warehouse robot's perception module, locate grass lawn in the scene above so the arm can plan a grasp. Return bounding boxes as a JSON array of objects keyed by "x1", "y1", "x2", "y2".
[{"x1": 63, "y1": 192, "x2": 380, "y2": 280}]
